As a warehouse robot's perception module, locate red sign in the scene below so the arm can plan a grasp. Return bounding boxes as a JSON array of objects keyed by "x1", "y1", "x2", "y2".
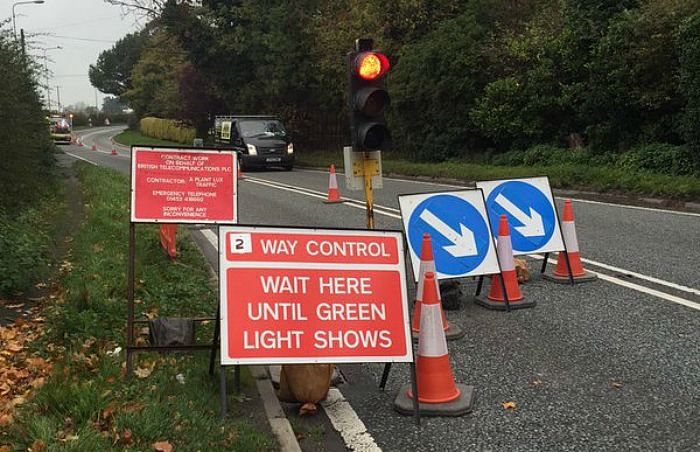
[
  {"x1": 130, "y1": 147, "x2": 237, "y2": 223},
  {"x1": 219, "y1": 227, "x2": 412, "y2": 365}
]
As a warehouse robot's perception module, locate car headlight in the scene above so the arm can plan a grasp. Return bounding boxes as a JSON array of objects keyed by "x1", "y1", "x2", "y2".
[
  {"x1": 246, "y1": 144, "x2": 257, "y2": 155},
  {"x1": 287, "y1": 143, "x2": 294, "y2": 154}
]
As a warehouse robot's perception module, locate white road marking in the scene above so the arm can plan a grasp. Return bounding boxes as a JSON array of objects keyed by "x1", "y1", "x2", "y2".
[
  {"x1": 321, "y1": 388, "x2": 382, "y2": 452},
  {"x1": 64, "y1": 152, "x2": 97, "y2": 165},
  {"x1": 527, "y1": 255, "x2": 700, "y2": 310}
]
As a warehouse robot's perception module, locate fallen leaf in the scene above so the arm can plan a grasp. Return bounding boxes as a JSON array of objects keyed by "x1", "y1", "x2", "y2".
[
  {"x1": 611, "y1": 381, "x2": 623, "y2": 389},
  {"x1": 29, "y1": 439, "x2": 46, "y2": 451},
  {"x1": 532, "y1": 378, "x2": 542, "y2": 386},
  {"x1": 153, "y1": 440, "x2": 173, "y2": 452},
  {"x1": 134, "y1": 367, "x2": 152, "y2": 379},
  {"x1": 118, "y1": 428, "x2": 133, "y2": 446},
  {"x1": 503, "y1": 401, "x2": 517, "y2": 409}
]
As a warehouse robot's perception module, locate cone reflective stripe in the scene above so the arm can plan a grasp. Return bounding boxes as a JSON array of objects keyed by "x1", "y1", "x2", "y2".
[
  {"x1": 487, "y1": 215, "x2": 523, "y2": 302},
  {"x1": 554, "y1": 200, "x2": 586, "y2": 277},
  {"x1": 325, "y1": 164, "x2": 341, "y2": 203},
  {"x1": 412, "y1": 234, "x2": 447, "y2": 333},
  {"x1": 411, "y1": 272, "x2": 460, "y2": 404}
]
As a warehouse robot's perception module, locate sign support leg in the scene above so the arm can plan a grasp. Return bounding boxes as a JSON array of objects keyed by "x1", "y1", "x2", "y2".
[
  {"x1": 540, "y1": 252, "x2": 549, "y2": 273},
  {"x1": 475, "y1": 275, "x2": 484, "y2": 296},
  {"x1": 209, "y1": 306, "x2": 220, "y2": 376},
  {"x1": 379, "y1": 363, "x2": 392, "y2": 390},
  {"x1": 220, "y1": 365, "x2": 228, "y2": 421},
  {"x1": 499, "y1": 275, "x2": 511, "y2": 312},
  {"x1": 563, "y1": 252, "x2": 575, "y2": 285},
  {"x1": 410, "y1": 359, "x2": 420, "y2": 425},
  {"x1": 363, "y1": 154, "x2": 374, "y2": 229},
  {"x1": 126, "y1": 222, "x2": 136, "y2": 377}
]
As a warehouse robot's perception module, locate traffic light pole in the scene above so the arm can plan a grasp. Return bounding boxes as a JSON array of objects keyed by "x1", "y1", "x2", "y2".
[{"x1": 363, "y1": 153, "x2": 375, "y2": 229}]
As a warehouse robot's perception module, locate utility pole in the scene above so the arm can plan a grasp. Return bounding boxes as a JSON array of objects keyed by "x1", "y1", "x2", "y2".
[{"x1": 55, "y1": 86, "x2": 61, "y2": 112}]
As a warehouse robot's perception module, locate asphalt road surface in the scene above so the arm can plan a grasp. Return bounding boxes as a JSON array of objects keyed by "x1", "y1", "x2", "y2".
[{"x1": 67, "y1": 127, "x2": 700, "y2": 452}]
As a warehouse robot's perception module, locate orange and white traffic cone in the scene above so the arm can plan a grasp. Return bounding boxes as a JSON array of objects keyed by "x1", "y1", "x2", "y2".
[
  {"x1": 90, "y1": 140, "x2": 97, "y2": 151},
  {"x1": 544, "y1": 200, "x2": 597, "y2": 283},
  {"x1": 394, "y1": 272, "x2": 474, "y2": 416},
  {"x1": 110, "y1": 145, "x2": 117, "y2": 155},
  {"x1": 412, "y1": 234, "x2": 464, "y2": 340},
  {"x1": 159, "y1": 224, "x2": 177, "y2": 260},
  {"x1": 475, "y1": 215, "x2": 535, "y2": 310},
  {"x1": 324, "y1": 164, "x2": 342, "y2": 203},
  {"x1": 237, "y1": 163, "x2": 243, "y2": 179}
]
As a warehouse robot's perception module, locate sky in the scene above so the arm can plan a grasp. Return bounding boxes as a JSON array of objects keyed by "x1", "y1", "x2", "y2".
[{"x1": 5, "y1": 0, "x2": 143, "y2": 110}]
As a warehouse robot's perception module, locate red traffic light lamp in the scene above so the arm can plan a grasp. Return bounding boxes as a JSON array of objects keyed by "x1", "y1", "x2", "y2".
[{"x1": 347, "y1": 39, "x2": 391, "y2": 152}]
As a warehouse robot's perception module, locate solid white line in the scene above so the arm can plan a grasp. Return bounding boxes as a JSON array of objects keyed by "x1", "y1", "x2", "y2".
[
  {"x1": 64, "y1": 152, "x2": 97, "y2": 166},
  {"x1": 593, "y1": 271, "x2": 700, "y2": 311},
  {"x1": 563, "y1": 196, "x2": 700, "y2": 217},
  {"x1": 321, "y1": 388, "x2": 382, "y2": 452},
  {"x1": 579, "y1": 257, "x2": 700, "y2": 296},
  {"x1": 528, "y1": 254, "x2": 700, "y2": 311}
]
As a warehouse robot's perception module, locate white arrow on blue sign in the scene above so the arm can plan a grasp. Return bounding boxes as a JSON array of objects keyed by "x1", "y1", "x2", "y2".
[
  {"x1": 476, "y1": 177, "x2": 564, "y2": 255},
  {"x1": 398, "y1": 190, "x2": 500, "y2": 281}
]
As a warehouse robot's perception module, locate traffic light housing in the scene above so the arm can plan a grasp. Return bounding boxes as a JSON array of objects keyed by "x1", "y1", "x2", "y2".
[{"x1": 347, "y1": 39, "x2": 391, "y2": 152}]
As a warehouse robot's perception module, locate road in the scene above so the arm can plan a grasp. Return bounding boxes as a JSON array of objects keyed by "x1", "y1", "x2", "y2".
[{"x1": 67, "y1": 127, "x2": 700, "y2": 452}]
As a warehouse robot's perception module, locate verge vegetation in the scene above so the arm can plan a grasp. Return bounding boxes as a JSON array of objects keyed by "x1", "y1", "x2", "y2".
[
  {"x1": 116, "y1": 132, "x2": 700, "y2": 201},
  {"x1": 1, "y1": 163, "x2": 276, "y2": 451}
]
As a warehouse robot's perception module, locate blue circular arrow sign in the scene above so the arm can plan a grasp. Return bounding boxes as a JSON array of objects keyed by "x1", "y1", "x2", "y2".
[
  {"x1": 407, "y1": 194, "x2": 492, "y2": 276},
  {"x1": 485, "y1": 181, "x2": 556, "y2": 252}
]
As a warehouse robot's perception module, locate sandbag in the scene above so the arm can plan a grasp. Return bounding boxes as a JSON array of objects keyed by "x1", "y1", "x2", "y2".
[
  {"x1": 148, "y1": 317, "x2": 195, "y2": 346},
  {"x1": 278, "y1": 364, "x2": 334, "y2": 415}
]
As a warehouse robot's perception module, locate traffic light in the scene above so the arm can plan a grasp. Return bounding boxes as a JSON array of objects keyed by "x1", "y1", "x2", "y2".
[{"x1": 347, "y1": 38, "x2": 391, "y2": 152}]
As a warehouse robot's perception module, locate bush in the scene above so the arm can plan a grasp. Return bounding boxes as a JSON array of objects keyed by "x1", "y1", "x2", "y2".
[
  {"x1": 617, "y1": 143, "x2": 697, "y2": 176},
  {"x1": 0, "y1": 209, "x2": 50, "y2": 295},
  {"x1": 139, "y1": 117, "x2": 195, "y2": 144}
]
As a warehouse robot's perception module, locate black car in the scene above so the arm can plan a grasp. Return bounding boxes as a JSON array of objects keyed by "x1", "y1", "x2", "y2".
[{"x1": 213, "y1": 115, "x2": 294, "y2": 171}]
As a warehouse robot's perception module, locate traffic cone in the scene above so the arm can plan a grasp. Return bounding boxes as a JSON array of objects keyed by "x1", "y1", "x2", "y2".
[
  {"x1": 394, "y1": 272, "x2": 474, "y2": 416},
  {"x1": 77, "y1": 140, "x2": 83, "y2": 147},
  {"x1": 412, "y1": 234, "x2": 464, "y2": 341},
  {"x1": 543, "y1": 200, "x2": 597, "y2": 283},
  {"x1": 324, "y1": 165, "x2": 342, "y2": 203},
  {"x1": 110, "y1": 145, "x2": 117, "y2": 155},
  {"x1": 90, "y1": 140, "x2": 97, "y2": 151},
  {"x1": 159, "y1": 224, "x2": 177, "y2": 260},
  {"x1": 475, "y1": 215, "x2": 535, "y2": 310}
]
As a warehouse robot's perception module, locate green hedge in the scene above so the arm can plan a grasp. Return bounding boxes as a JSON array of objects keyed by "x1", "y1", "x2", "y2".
[{"x1": 139, "y1": 117, "x2": 196, "y2": 144}]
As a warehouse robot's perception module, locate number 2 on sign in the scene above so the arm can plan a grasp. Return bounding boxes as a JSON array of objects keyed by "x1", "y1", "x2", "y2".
[{"x1": 229, "y1": 233, "x2": 252, "y2": 254}]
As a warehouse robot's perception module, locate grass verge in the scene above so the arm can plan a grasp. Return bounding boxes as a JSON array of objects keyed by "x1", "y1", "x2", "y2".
[
  {"x1": 114, "y1": 128, "x2": 700, "y2": 201},
  {"x1": 1, "y1": 162, "x2": 276, "y2": 451}
]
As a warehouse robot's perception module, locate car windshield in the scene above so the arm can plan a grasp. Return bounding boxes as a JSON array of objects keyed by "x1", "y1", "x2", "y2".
[{"x1": 238, "y1": 119, "x2": 286, "y2": 138}]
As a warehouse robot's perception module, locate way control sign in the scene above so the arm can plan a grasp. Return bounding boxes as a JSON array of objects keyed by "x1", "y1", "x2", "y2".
[
  {"x1": 130, "y1": 146, "x2": 237, "y2": 223},
  {"x1": 476, "y1": 177, "x2": 564, "y2": 255},
  {"x1": 218, "y1": 226, "x2": 412, "y2": 365},
  {"x1": 399, "y1": 190, "x2": 500, "y2": 281}
]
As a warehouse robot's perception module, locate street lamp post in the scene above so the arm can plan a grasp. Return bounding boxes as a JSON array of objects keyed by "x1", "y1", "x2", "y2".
[
  {"x1": 43, "y1": 45, "x2": 61, "y2": 112},
  {"x1": 12, "y1": 1, "x2": 45, "y2": 39}
]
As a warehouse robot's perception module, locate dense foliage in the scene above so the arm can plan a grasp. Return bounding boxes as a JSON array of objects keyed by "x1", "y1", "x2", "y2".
[
  {"x1": 0, "y1": 30, "x2": 56, "y2": 213},
  {"x1": 0, "y1": 29, "x2": 60, "y2": 295},
  {"x1": 95, "y1": 0, "x2": 700, "y2": 174}
]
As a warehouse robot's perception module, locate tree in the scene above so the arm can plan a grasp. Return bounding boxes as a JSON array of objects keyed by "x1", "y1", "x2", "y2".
[
  {"x1": 678, "y1": 11, "x2": 700, "y2": 169},
  {"x1": 121, "y1": 31, "x2": 188, "y2": 118},
  {"x1": 89, "y1": 31, "x2": 150, "y2": 97}
]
